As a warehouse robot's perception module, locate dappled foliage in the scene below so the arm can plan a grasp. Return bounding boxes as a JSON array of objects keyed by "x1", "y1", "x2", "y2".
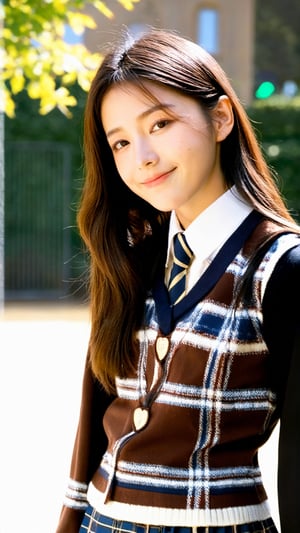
[
  {"x1": 255, "y1": 0, "x2": 300, "y2": 91},
  {"x1": 2, "y1": 0, "x2": 140, "y2": 117},
  {"x1": 248, "y1": 97, "x2": 300, "y2": 221}
]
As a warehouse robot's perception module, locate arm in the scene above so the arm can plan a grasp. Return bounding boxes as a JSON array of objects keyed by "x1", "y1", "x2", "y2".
[
  {"x1": 262, "y1": 244, "x2": 300, "y2": 533},
  {"x1": 278, "y1": 327, "x2": 300, "y2": 533},
  {"x1": 55, "y1": 350, "x2": 114, "y2": 533}
]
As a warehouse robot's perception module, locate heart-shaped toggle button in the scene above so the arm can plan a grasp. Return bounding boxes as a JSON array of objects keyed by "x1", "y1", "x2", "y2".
[
  {"x1": 155, "y1": 336, "x2": 170, "y2": 362},
  {"x1": 133, "y1": 407, "x2": 149, "y2": 431}
]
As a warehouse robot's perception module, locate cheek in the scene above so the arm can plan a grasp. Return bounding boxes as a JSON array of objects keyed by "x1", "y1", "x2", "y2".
[
  {"x1": 171, "y1": 128, "x2": 207, "y2": 156},
  {"x1": 115, "y1": 163, "x2": 136, "y2": 193},
  {"x1": 114, "y1": 156, "x2": 130, "y2": 184}
]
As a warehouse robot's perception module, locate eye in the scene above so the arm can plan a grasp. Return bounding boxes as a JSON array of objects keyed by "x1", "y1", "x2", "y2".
[
  {"x1": 151, "y1": 119, "x2": 171, "y2": 132},
  {"x1": 112, "y1": 139, "x2": 129, "y2": 152}
]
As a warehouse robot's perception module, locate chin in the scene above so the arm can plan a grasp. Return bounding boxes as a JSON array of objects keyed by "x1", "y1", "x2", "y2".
[{"x1": 153, "y1": 205, "x2": 174, "y2": 212}]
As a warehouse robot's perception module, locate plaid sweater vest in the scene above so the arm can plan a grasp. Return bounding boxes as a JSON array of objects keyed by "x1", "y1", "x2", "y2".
[{"x1": 67, "y1": 222, "x2": 300, "y2": 527}]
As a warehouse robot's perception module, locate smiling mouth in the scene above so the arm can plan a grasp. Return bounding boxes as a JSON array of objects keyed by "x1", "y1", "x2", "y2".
[{"x1": 142, "y1": 168, "x2": 176, "y2": 186}]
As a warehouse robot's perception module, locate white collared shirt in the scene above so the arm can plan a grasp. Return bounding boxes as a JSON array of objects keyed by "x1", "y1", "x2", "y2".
[{"x1": 165, "y1": 187, "x2": 253, "y2": 292}]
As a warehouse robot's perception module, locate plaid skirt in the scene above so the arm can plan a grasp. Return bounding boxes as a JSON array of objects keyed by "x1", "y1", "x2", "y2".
[{"x1": 79, "y1": 506, "x2": 279, "y2": 533}]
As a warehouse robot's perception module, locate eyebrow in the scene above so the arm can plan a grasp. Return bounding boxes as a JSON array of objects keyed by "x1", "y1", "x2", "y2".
[{"x1": 106, "y1": 103, "x2": 175, "y2": 139}]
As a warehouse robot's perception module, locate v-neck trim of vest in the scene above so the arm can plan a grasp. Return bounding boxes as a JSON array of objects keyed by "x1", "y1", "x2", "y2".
[{"x1": 152, "y1": 209, "x2": 263, "y2": 335}]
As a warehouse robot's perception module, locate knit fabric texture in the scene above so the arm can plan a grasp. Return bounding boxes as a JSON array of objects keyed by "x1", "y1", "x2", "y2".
[{"x1": 63, "y1": 224, "x2": 300, "y2": 527}]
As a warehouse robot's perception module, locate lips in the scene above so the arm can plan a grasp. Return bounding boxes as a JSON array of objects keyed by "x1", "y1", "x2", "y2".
[{"x1": 142, "y1": 168, "x2": 176, "y2": 186}]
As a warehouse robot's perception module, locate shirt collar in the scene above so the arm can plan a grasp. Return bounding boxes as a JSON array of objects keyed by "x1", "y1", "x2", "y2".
[{"x1": 166, "y1": 187, "x2": 253, "y2": 267}]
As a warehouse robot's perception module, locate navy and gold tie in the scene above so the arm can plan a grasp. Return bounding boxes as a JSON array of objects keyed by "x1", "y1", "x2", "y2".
[{"x1": 168, "y1": 232, "x2": 194, "y2": 306}]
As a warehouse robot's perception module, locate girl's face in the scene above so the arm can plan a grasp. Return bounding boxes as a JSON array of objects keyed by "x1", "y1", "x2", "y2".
[{"x1": 101, "y1": 81, "x2": 233, "y2": 228}]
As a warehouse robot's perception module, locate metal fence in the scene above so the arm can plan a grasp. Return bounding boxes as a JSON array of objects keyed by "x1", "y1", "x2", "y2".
[{"x1": 5, "y1": 140, "x2": 73, "y2": 300}]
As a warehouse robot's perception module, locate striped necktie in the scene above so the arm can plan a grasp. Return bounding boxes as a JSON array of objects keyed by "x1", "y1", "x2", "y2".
[{"x1": 168, "y1": 232, "x2": 194, "y2": 306}]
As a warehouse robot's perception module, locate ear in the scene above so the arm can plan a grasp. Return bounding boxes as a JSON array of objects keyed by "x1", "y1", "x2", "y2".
[{"x1": 212, "y1": 95, "x2": 234, "y2": 142}]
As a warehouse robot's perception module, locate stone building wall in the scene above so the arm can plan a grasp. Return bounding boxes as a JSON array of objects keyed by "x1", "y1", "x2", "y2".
[{"x1": 84, "y1": 0, "x2": 255, "y2": 105}]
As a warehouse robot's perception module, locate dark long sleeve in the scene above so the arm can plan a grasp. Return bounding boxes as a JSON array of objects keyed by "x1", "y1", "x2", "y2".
[{"x1": 262, "y1": 244, "x2": 300, "y2": 533}]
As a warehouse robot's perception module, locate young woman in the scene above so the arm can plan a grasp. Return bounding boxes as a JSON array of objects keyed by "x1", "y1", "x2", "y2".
[{"x1": 56, "y1": 29, "x2": 300, "y2": 533}]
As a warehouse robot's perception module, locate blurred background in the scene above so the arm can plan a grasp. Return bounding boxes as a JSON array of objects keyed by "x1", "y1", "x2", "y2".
[
  {"x1": 1, "y1": 0, "x2": 299, "y2": 531},
  {"x1": 2, "y1": 0, "x2": 300, "y2": 305}
]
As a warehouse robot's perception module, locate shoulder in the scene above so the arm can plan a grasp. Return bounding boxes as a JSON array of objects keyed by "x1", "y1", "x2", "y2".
[
  {"x1": 262, "y1": 237, "x2": 300, "y2": 354},
  {"x1": 266, "y1": 240, "x2": 300, "y2": 295},
  {"x1": 263, "y1": 236, "x2": 300, "y2": 315}
]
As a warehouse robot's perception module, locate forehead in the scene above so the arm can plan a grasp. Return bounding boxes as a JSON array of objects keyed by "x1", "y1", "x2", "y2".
[
  {"x1": 100, "y1": 80, "x2": 197, "y2": 129},
  {"x1": 103, "y1": 80, "x2": 181, "y2": 104}
]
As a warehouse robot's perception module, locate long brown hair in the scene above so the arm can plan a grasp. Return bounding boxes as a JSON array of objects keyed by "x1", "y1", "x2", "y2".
[{"x1": 78, "y1": 28, "x2": 299, "y2": 392}]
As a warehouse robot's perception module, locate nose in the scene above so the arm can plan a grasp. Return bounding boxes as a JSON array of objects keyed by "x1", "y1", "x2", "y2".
[{"x1": 136, "y1": 137, "x2": 159, "y2": 169}]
